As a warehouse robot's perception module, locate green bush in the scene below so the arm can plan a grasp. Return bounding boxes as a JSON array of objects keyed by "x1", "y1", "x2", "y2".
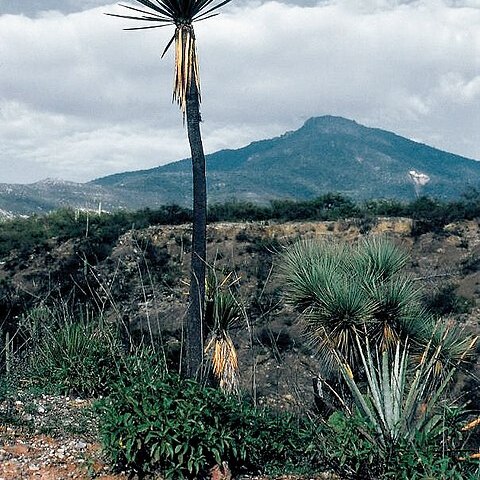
[
  {"x1": 97, "y1": 368, "x2": 322, "y2": 478},
  {"x1": 208, "y1": 201, "x2": 270, "y2": 222},
  {"x1": 270, "y1": 193, "x2": 361, "y2": 221},
  {"x1": 423, "y1": 283, "x2": 473, "y2": 316},
  {"x1": 25, "y1": 317, "x2": 124, "y2": 397},
  {"x1": 321, "y1": 410, "x2": 381, "y2": 478}
]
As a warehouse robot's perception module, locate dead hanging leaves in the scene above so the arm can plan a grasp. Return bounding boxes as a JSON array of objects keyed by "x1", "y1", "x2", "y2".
[{"x1": 172, "y1": 24, "x2": 201, "y2": 116}]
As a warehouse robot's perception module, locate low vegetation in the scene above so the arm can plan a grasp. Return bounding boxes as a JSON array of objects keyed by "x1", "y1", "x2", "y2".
[
  {"x1": 0, "y1": 205, "x2": 192, "y2": 261},
  {"x1": 97, "y1": 362, "x2": 323, "y2": 479},
  {"x1": 2, "y1": 189, "x2": 480, "y2": 262}
]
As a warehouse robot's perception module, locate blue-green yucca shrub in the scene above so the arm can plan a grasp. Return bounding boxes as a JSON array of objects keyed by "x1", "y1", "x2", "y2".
[{"x1": 97, "y1": 366, "x2": 323, "y2": 478}]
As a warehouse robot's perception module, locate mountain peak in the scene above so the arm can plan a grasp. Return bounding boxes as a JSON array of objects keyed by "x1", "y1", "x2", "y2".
[
  {"x1": 301, "y1": 115, "x2": 361, "y2": 135},
  {"x1": 91, "y1": 115, "x2": 480, "y2": 206}
]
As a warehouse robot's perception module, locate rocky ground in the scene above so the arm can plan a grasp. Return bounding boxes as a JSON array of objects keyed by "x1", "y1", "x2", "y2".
[{"x1": 0, "y1": 391, "x2": 127, "y2": 480}]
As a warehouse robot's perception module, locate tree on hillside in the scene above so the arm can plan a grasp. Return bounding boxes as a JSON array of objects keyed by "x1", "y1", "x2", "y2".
[{"x1": 108, "y1": 0, "x2": 233, "y2": 379}]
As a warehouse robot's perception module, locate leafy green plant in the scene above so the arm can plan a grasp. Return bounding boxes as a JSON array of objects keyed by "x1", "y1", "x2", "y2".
[
  {"x1": 321, "y1": 410, "x2": 381, "y2": 479},
  {"x1": 97, "y1": 366, "x2": 323, "y2": 478}
]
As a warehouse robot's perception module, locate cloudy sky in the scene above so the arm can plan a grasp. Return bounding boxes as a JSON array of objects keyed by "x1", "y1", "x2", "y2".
[{"x1": 0, "y1": 0, "x2": 479, "y2": 184}]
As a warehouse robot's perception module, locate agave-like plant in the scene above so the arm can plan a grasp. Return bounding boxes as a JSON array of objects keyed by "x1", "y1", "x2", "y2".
[
  {"x1": 279, "y1": 237, "x2": 477, "y2": 379},
  {"x1": 204, "y1": 269, "x2": 242, "y2": 394},
  {"x1": 337, "y1": 335, "x2": 479, "y2": 464},
  {"x1": 108, "y1": 0, "x2": 234, "y2": 378},
  {"x1": 338, "y1": 339, "x2": 447, "y2": 448}
]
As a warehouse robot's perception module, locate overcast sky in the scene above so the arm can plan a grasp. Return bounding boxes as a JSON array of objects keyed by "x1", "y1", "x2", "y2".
[{"x1": 0, "y1": 0, "x2": 479, "y2": 184}]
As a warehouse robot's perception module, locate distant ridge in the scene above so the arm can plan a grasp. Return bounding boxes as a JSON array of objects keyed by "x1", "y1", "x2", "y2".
[
  {"x1": 1, "y1": 116, "x2": 480, "y2": 217},
  {"x1": 92, "y1": 115, "x2": 480, "y2": 205}
]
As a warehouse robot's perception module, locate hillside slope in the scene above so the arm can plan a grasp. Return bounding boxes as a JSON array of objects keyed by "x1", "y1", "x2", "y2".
[
  {"x1": 0, "y1": 217, "x2": 479, "y2": 409},
  {"x1": 93, "y1": 115, "x2": 480, "y2": 204}
]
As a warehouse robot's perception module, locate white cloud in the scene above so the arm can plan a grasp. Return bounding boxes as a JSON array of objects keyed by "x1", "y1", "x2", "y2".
[
  {"x1": 438, "y1": 73, "x2": 480, "y2": 103},
  {"x1": 0, "y1": 0, "x2": 479, "y2": 183},
  {"x1": 0, "y1": 100, "x2": 191, "y2": 183}
]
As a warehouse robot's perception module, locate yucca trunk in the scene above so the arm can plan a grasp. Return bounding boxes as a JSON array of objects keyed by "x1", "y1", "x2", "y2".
[
  {"x1": 109, "y1": 0, "x2": 234, "y2": 380},
  {"x1": 184, "y1": 79, "x2": 207, "y2": 379}
]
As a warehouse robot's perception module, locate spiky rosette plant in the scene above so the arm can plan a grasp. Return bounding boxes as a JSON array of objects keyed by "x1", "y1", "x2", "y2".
[
  {"x1": 108, "y1": 0, "x2": 234, "y2": 379},
  {"x1": 335, "y1": 338, "x2": 465, "y2": 461},
  {"x1": 418, "y1": 322, "x2": 478, "y2": 382},
  {"x1": 204, "y1": 270, "x2": 242, "y2": 394},
  {"x1": 279, "y1": 237, "x2": 476, "y2": 379},
  {"x1": 352, "y1": 236, "x2": 409, "y2": 283},
  {"x1": 107, "y1": 0, "x2": 232, "y2": 109}
]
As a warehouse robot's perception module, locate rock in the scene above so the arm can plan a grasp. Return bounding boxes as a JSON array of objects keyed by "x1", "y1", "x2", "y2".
[
  {"x1": 7, "y1": 444, "x2": 30, "y2": 456},
  {"x1": 209, "y1": 461, "x2": 231, "y2": 480}
]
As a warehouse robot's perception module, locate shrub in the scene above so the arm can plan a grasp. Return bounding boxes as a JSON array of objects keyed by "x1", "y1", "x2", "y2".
[
  {"x1": 329, "y1": 338, "x2": 480, "y2": 479},
  {"x1": 25, "y1": 316, "x2": 124, "y2": 397},
  {"x1": 97, "y1": 369, "x2": 323, "y2": 478},
  {"x1": 0, "y1": 206, "x2": 193, "y2": 262},
  {"x1": 363, "y1": 199, "x2": 407, "y2": 217},
  {"x1": 208, "y1": 201, "x2": 270, "y2": 222},
  {"x1": 270, "y1": 193, "x2": 360, "y2": 221},
  {"x1": 408, "y1": 197, "x2": 454, "y2": 236},
  {"x1": 279, "y1": 237, "x2": 476, "y2": 379},
  {"x1": 321, "y1": 410, "x2": 380, "y2": 478},
  {"x1": 423, "y1": 283, "x2": 474, "y2": 316}
]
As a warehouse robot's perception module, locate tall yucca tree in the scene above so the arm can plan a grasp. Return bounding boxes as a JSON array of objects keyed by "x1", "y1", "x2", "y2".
[{"x1": 108, "y1": 0, "x2": 233, "y2": 378}]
